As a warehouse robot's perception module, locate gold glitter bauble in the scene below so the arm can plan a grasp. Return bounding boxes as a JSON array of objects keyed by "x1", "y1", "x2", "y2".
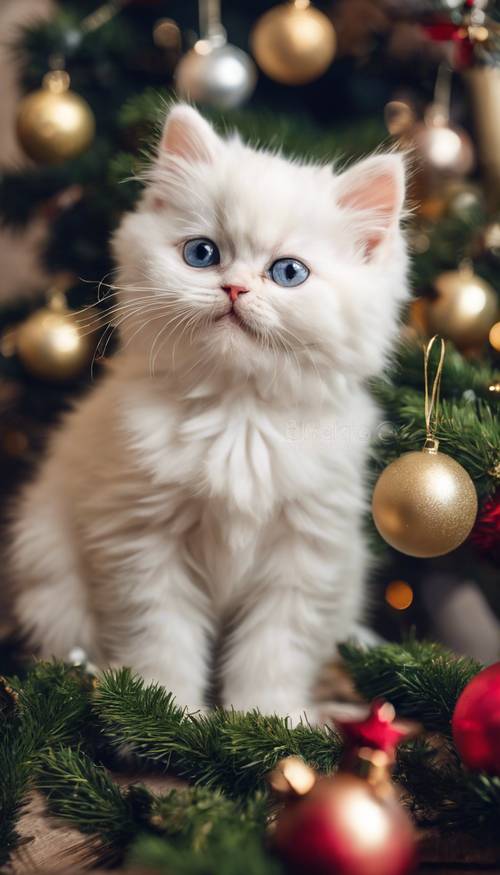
[
  {"x1": 372, "y1": 449, "x2": 478, "y2": 558},
  {"x1": 17, "y1": 298, "x2": 95, "y2": 382},
  {"x1": 250, "y1": 0, "x2": 336, "y2": 85},
  {"x1": 16, "y1": 71, "x2": 95, "y2": 165},
  {"x1": 425, "y1": 265, "x2": 498, "y2": 349}
]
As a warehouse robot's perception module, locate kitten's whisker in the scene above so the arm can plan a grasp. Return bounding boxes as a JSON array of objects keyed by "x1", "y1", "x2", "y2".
[
  {"x1": 75, "y1": 298, "x2": 166, "y2": 330},
  {"x1": 89, "y1": 304, "x2": 164, "y2": 367},
  {"x1": 120, "y1": 307, "x2": 172, "y2": 355},
  {"x1": 278, "y1": 324, "x2": 323, "y2": 388},
  {"x1": 148, "y1": 308, "x2": 199, "y2": 375},
  {"x1": 149, "y1": 311, "x2": 195, "y2": 376}
]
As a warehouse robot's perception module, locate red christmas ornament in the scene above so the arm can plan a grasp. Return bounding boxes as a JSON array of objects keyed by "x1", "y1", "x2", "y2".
[
  {"x1": 452, "y1": 662, "x2": 500, "y2": 776},
  {"x1": 272, "y1": 771, "x2": 416, "y2": 875},
  {"x1": 269, "y1": 702, "x2": 418, "y2": 875},
  {"x1": 469, "y1": 493, "x2": 500, "y2": 564}
]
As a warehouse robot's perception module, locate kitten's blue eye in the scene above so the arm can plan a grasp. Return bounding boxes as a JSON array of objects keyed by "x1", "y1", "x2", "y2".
[
  {"x1": 183, "y1": 238, "x2": 220, "y2": 268},
  {"x1": 269, "y1": 258, "x2": 309, "y2": 287}
]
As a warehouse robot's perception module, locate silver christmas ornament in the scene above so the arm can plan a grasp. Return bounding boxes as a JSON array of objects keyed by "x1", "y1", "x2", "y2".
[
  {"x1": 175, "y1": 0, "x2": 257, "y2": 109},
  {"x1": 176, "y1": 40, "x2": 256, "y2": 109}
]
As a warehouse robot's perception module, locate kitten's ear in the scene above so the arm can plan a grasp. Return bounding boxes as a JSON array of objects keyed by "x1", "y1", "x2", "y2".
[
  {"x1": 334, "y1": 153, "x2": 406, "y2": 259},
  {"x1": 159, "y1": 104, "x2": 221, "y2": 164}
]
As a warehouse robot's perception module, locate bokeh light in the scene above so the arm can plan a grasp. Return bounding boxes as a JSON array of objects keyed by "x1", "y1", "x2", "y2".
[{"x1": 385, "y1": 580, "x2": 414, "y2": 611}]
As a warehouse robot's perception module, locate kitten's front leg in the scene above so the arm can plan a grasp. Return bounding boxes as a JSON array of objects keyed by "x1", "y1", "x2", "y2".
[
  {"x1": 96, "y1": 553, "x2": 213, "y2": 710},
  {"x1": 221, "y1": 584, "x2": 331, "y2": 720},
  {"x1": 220, "y1": 510, "x2": 365, "y2": 723}
]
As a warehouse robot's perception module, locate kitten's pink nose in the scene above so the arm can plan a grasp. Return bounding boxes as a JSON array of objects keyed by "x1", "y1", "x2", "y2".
[{"x1": 222, "y1": 284, "x2": 249, "y2": 303}]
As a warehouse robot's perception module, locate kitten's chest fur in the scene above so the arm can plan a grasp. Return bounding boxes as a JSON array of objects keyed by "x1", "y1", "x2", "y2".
[
  {"x1": 127, "y1": 374, "x2": 342, "y2": 506},
  {"x1": 121, "y1": 372, "x2": 371, "y2": 601},
  {"x1": 127, "y1": 376, "x2": 317, "y2": 514}
]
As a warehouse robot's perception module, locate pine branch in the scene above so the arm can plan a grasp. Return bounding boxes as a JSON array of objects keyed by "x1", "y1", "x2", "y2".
[
  {"x1": 1, "y1": 644, "x2": 499, "y2": 867},
  {"x1": 35, "y1": 745, "x2": 282, "y2": 873},
  {"x1": 129, "y1": 830, "x2": 283, "y2": 875},
  {"x1": 371, "y1": 383, "x2": 499, "y2": 500},
  {"x1": 92, "y1": 669, "x2": 342, "y2": 796},
  {"x1": 340, "y1": 639, "x2": 481, "y2": 733},
  {"x1": 37, "y1": 746, "x2": 151, "y2": 856},
  {"x1": 0, "y1": 662, "x2": 93, "y2": 863},
  {"x1": 380, "y1": 341, "x2": 500, "y2": 402},
  {"x1": 0, "y1": 730, "x2": 33, "y2": 865},
  {"x1": 397, "y1": 740, "x2": 500, "y2": 836}
]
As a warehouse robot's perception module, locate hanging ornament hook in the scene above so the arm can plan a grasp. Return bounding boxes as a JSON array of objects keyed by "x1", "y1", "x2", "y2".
[
  {"x1": 198, "y1": 0, "x2": 226, "y2": 48},
  {"x1": 432, "y1": 62, "x2": 453, "y2": 124},
  {"x1": 423, "y1": 334, "x2": 446, "y2": 452}
]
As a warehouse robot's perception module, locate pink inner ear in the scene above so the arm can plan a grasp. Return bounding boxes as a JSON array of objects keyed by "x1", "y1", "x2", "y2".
[
  {"x1": 336, "y1": 156, "x2": 405, "y2": 258},
  {"x1": 338, "y1": 170, "x2": 400, "y2": 218},
  {"x1": 161, "y1": 108, "x2": 217, "y2": 165}
]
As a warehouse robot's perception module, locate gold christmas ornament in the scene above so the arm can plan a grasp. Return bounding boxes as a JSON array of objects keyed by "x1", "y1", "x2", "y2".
[
  {"x1": 372, "y1": 449, "x2": 478, "y2": 558},
  {"x1": 489, "y1": 321, "x2": 500, "y2": 352},
  {"x1": 250, "y1": 0, "x2": 336, "y2": 85},
  {"x1": 16, "y1": 70, "x2": 95, "y2": 165},
  {"x1": 372, "y1": 337, "x2": 478, "y2": 558},
  {"x1": 413, "y1": 103, "x2": 475, "y2": 178},
  {"x1": 426, "y1": 262, "x2": 497, "y2": 350},
  {"x1": 16, "y1": 291, "x2": 96, "y2": 382}
]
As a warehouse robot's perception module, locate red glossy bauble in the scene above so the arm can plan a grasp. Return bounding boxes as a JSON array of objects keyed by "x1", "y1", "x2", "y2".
[
  {"x1": 273, "y1": 773, "x2": 416, "y2": 875},
  {"x1": 469, "y1": 494, "x2": 500, "y2": 564},
  {"x1": 452, "y1": 662, "x2": 500, "y2": 775}
]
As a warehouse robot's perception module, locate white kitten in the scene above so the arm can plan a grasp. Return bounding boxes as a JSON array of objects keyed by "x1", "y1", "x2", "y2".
[{"x1": 9, "y1": 105, "x2": 408, "y2": 722}]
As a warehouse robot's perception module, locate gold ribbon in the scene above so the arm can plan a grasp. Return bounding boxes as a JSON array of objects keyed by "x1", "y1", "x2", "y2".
[{"x1": 423, "y1": 335, "x2": 446, "y2": 451}]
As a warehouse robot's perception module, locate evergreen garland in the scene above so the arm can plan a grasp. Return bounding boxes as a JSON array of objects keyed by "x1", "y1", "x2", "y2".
[
  {"x1": 93, "y1": 668, "x2": 341, "y2": 797},
  {"x1": 2, "y1": 641, "x2": 500, "y2": 872}
]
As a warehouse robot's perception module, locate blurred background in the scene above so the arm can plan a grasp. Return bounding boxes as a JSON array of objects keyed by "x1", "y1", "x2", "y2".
[{"x1": 0, "y1": 0, "x2": 498, "y2": 667}]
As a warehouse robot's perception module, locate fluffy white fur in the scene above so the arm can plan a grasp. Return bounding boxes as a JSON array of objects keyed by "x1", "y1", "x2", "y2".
[{"x1": 10, "y1": 105, "x2": 408, "y2": 722}]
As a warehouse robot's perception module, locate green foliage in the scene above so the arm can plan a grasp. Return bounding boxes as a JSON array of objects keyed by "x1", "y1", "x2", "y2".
[
  {"x1": 397, "y1": 739, "x2": 500, "y2": 835},
  {"x1": 371, "y1": 341, "x2": 500, "y2": 500},
  {"x1": 340, "y1": 639, "x2": 480, "y2": 732},
  {"x1": 131, "y1": 788, "x2": 283, "y2": 875},
  {"x1": 130, "y1": 830, "x2": 283, "y2": 875},
  {"x1": 385, "y1": 341, "x2": 500, "y2": 403},
  {"x1": 0, "y1": 662, "x2": 92, "y2": 864},
  {"x1": 1, "y1": 645, "x2": 497, "y2": 870},
  {"x1": 0, "y1": 728, "x2": 32, "y2": 864},
  {"x1": 93, "y1": 668, "x2": 342, "y2": 796},
  {"x1": 30, "y1": 739, "x2": 283, "y2": 873},
  {"x1": 38, "y1": 746, "x2": 152, "y2": 854}
]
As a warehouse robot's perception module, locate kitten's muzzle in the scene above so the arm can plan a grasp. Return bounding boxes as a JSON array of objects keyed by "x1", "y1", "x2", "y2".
[{"x1": 221, "y1": 284, "x2": 250, "y2": 303}]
